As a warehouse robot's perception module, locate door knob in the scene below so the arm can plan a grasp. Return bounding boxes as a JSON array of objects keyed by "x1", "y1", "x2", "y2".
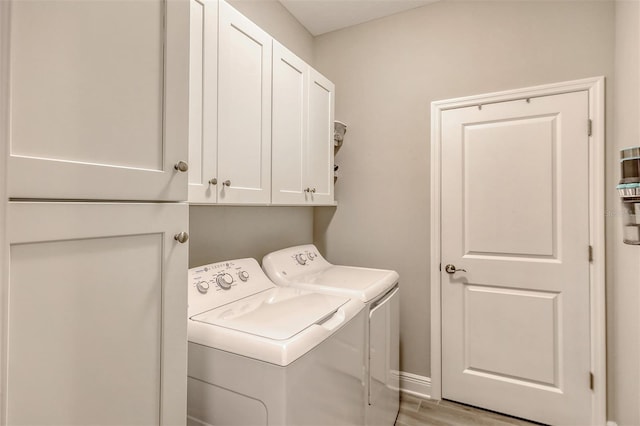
[
  {"x1": 174, "y1": 161, "x2": 189, "y2": 172},
  {"x1": 174, "y1": 232, "x2": 189, "y2": 244},
  {"x1": 209, "y1": 178, "x2": 218, "y2": 185},
  {"x1": 222, "y1": 180, "x2": 231, "y2": 187},
  {"x1": 445, "y1": 264, "x2": 467, "y2": 274}
]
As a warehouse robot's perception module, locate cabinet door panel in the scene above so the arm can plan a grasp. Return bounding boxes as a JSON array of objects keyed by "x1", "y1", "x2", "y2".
[
  {"x1": 188, "y1": 0, "x2": 218, "y2": 203},
  {"x1": 8, "y1": 0, "x2": 189, "y2": 201},
  {"x1": 307, "y1": 69, "x2": 335, "y2": 204},
  {"x1": 6, "y1": 202, "x2": 188, "y2": 425},
  {"x1": 217, "y1": 1, "x2": 271, "y2": 204},
  {"x1": 272, "y1": 41, "x2": 307, "y2": 205}
]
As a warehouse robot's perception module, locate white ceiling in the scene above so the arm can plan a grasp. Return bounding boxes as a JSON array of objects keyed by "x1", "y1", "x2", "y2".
[{"x1": 278, "y1": 0, "x2": 438, "y2": 36}]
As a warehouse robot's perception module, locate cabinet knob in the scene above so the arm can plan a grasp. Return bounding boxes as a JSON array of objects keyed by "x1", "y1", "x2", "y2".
[
  {"x1": 311, "y1": 188, "x2": 316, "y2": 193},
  {"x1": 209, "y1": 178, "x2": 218, "y2": 185},
  {"x1": 223, "y1": 180, "x2": 231, "y2": 187},
  {"x1": 174, "y1": 232, "x2": 189, "y2": 244},
  {"x1": 174, "y1": 161, "x2": 189, "y2": 172},
  {"x1": 304, "y1": 188, "x2": 310, "y2": 193}
]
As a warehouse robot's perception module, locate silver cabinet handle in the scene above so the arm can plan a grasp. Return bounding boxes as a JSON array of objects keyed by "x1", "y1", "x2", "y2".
[
  {"x1": 223, "y1": 180, "x2": 231, "y2": 187},
  {"x1": 209, "y1": 178, "x2": 218, "y2": 185},
  {"x1": 174, "y1": 232, "x2": 189, "y2": 243},
  {"x1": 445, "y1": 264, "x2": 466, "y2": 274},
  {"x1": 174, "y1": 161, "x2": 189, "y2": 172}
]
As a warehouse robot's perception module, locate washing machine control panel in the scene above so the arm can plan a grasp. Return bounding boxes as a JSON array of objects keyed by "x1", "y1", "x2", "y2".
[{"x1": 188, "y1": 258, "x2": 275, "y2": 316}]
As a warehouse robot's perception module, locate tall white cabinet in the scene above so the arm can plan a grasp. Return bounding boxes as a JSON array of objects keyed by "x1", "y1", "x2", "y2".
[
  {"x1": 8, "y1": 0, "x2": 190, "y2": 201},
  {"x1": 3, "y1": 1, "x2": 190, "y2": 424}
]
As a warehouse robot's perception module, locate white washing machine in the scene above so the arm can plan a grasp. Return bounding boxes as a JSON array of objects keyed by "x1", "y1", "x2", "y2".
[
  {"x1": 187, "y1": 258, "x2": 367, "y2": 426},
  {"x1": 262, "y1": 245, "x2": 400, "y2": 426}
]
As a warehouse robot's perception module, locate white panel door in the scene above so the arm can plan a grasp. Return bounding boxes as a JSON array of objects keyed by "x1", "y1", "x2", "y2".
[
  {"x1": 5, "y1": 202, "x2": 188, "y2": 425},
  {"x1": 271, "y1": 41, "x2": 308, "y2": 205},
  {"x1": 8, "y1": 0, "x2": 190, "y2": 201},
  {"x1": 306, "y1": 69, "x2": 335, "y2": 205},
  {"x1": 441, "y1": 91, "x2": 591, "y2": 425},
  {"x1": 217, "y1": 0, "x2": 272, "y2": 204},
  {"x1": 188, "y1": 0, "x2": 219, "y2": 203}
]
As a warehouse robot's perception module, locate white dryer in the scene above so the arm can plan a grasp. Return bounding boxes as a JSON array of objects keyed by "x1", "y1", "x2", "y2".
[
  {"x1": 262, "y1": 245, "x2": 400, "y2": 426},
  {"x1": 187, "y1": 258, "x2": 367, "y2": 426}
]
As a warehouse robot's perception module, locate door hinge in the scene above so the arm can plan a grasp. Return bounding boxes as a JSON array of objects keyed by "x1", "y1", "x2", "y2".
[
  {"x1": 439, "y1": 263, "x2": 442, "y2": 271},
  {"x1": 588, "y1": 119, "x2": 593, "y2": 137},
  {"x1": 590, "y1": 372, "x2": 594, "y2": 390},
  {"x1": 588, "y1": 245, "x2": 594, "y2": 262}
]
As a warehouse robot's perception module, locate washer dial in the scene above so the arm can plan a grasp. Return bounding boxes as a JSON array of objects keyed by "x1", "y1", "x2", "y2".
[
  {"x1": 216, "y1": 273, "x2": 233, "y2": 290},
  {"x1": 196, "y1": 281, "x2": 209, "y2": 294},
  {"x1": 238, "y1": 270, "x2": 250, "y2": 282},
  {"x1": 295, "y1": 253, "x2": 307, "y2": 265}
]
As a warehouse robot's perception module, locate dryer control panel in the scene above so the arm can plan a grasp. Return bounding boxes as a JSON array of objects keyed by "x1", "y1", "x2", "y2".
[
  {"x1": 188, "y1": 258, "x2": 275, "y2": 317},
  {"x1": 263, "y1": 244, "x2": 332, "y2": 282}
]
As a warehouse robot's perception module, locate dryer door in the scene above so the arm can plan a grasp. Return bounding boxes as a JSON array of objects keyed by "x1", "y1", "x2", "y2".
[{"x1": 368, "y1": 285, "x2": 400, "y2": 424}]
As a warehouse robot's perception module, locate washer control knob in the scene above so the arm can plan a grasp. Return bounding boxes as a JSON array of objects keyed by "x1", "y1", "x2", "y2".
[
  {"x1": 196, "y1": 281, "x2": 209, "y2": 294},
  {"x1": 295, "y1": 253, "x2": 307, "y2": 265},
  {"x1": 238, "y1": 270, "x2": 250, "y2": 282},
  {"x1": 307, "y1": 252, "x2": 316, "y2": 260},
  {"x1": 216, "y1": 273, "x2": 233, "y2": 290}
]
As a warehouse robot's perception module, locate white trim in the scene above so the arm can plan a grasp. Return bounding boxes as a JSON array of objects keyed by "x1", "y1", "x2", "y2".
[
  {"x1": 430, "y1": 77, "x2": 607, "y2": 426},
  {"x1": 395, "y1": 371, "x2": 432, "y2": 400}
]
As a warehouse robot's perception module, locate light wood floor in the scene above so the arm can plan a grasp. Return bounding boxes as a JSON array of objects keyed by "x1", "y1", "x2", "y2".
[{"x1": 396, "y1": 394, "x2": 541, "y2": 426}]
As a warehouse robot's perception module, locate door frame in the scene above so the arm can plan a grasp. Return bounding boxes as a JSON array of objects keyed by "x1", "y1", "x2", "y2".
[{"x1": 430, "y1": 77, "x2": 606, "y2": 425}]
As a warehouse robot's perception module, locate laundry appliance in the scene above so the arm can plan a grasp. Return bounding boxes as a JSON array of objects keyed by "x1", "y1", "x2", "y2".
[
  {"x1": 187, "y1": 258, "x2": 366, "y2": 426},
  {"x1": 262, "y1": 245, "x2": 400, "y2": 426}
]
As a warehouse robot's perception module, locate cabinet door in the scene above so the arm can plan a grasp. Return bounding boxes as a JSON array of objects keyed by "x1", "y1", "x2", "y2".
[
  {"x1": 8, "y1": 0, "x2": 190, "y2": 201},
  {"x1": 5, "y1": 202, "x2": 188, "y2": 425},
  {"x1": 217, "y1": 0, "x2": 272, "y2": 204},
  {"x1": 306, "y1": 69, "x2": 335, "y2": 205},
  {"x1": 271, "y1": 41, "x2": 308, "y2": 205},
  {"x1": 188, "y1": 0, "x2": 219, "y2": 203}
]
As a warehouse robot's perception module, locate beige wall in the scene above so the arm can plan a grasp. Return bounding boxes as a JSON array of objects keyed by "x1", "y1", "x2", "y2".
[
  {"x1": 610, "y1": 2, "x2": 640, "y2": 425},
  {"x1": 188, "y1": 1, "x2": 315, "y2": 267},
  {"x1": 313, "y1": 0, "x2": 615, "y2": 401},
  {"x1": 189, "y1": 206, "x2": 314, "y2": 267}
]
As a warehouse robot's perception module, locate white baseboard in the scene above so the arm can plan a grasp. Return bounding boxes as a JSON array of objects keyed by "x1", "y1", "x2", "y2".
[{"x1": 393, "y1": 371, "x2": 431, "y2": 400}]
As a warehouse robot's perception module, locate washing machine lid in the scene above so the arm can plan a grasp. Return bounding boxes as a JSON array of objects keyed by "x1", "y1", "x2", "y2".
[{"x1": 191, "y1": 287, "x2": 349, "y2": 340}]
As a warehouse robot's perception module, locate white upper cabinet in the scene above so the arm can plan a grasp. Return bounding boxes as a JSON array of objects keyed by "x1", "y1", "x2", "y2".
[
  {"x1": 305, "y1": 69, "x2": 335, "y2": 205},
  {"x1": 271, "y1": 41, "x2": 308, "y2": 205},
  {"x1": 8, "y1": 0, "x2": 190, "y2": 201},
  {"x1": 272, "y1": 42, "x2": 335, "y2": 205},
  {"x1": 187, "y1": 1, "x2": 334, "y2": 206},
  {"x1": 216, "y1": 0, "x2": 272, "y2": 204},
  {"x1": 188, "y1": 0, "x2": 219, "y2": 203}
]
